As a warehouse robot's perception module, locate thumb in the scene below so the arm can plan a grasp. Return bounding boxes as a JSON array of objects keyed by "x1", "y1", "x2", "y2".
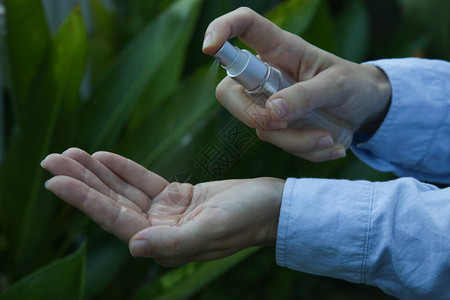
[
  {"x1": 266, "y1": 72, "x2": 341, "y2": 121},
  {"x1": 129, "y1": 223, "x2": 202, "y2": 259}
]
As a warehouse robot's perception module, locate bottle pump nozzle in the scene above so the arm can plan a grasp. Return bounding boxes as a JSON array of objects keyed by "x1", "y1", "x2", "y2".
[{"x1": 212, "y1": 41, "x2": 268, "y2": 91}]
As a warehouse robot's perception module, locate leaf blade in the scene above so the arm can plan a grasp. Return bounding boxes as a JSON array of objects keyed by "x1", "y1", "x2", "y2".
[
  {"x1": 0, "y1": 243, "x2": 86, "y2": 300},
  {"x1": 4, "y1": 0, "x2": 50, "y2": 106},
  {"x1": 115, "y1": 63, "x2": 220, "y2": 172},
  {"x1": 79, "y1": 0, "x2": 204, "y2": 152},
  {"x1": 335, "y1": 0, "x2": 370, "y2": 62},
  {"x1": 131, "y1": 247, "x2": 259, "y2": 300},
  {"x1": 0, "y1": 5, "x2": 88, "y2": 274},
  {"x1": 265, "y1": 0, "x2": 321, "y2": 35}
]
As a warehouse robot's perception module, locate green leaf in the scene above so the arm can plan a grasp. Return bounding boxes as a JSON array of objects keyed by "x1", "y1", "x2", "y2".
[
  {"x1": 335, "y1": 0, "x2": 370, "y2": 62},
  {"x1": 182, "y1": 0, "x2": 233, "y2": 73},
  {"x1": 125, "y1": 17, "x2": 192, "y2": 133},
  {"x1": 0, "y1": 5, "x2": 88, "y2": 274},
  {"x1": 4, "y1": 0, "x2": 50, "y2": 107},
  {"x1": 121, "y1": 0, "x2": 177, "y2": 35},
  {"x1": 300, "y1": 0, "x2": 336, "y2": 53},
  {"x1": 131, "y1": 247, "x2": 259, "y2": 300},
  {"x1": 0, "y1": 243, "x2": 86, "y2": 300},
  {"x1": 265, "y1": 0, "x2": 321, "y2": 35},
  {"x1": 84, "y1": 240, "x2": 129, "y2": 298},
  {"x1": 88, "y1": 0, "x2": 117, "y2": 87},
  {"x1": 232, "y1": 0, "x2": 321, "y2": 53},
  {"x1": 397, "y1": 0, "x2": 450, "y2": 59},
  {"x1": 79, "y1": 0, "x2": 204, "y2": 152},
  {"x1": 115, "y1": 63, "x2": 220, "y2": 173}
]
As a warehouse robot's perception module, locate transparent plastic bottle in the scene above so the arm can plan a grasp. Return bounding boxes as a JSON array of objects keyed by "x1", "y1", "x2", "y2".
[{"x1": 212, "y1": 41, "x2": 354, "y2": 148}]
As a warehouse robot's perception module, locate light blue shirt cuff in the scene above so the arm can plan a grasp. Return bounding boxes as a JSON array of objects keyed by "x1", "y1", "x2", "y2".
[
  {"x1": 276, "y1": 177, "x2": 450, "y2": 299},
  {"x1": 352, "y1": 58, "x2": 450, "y2": 184},
  {"x1": 276, "y1": 177, "x2": 374, "y2": 283}
]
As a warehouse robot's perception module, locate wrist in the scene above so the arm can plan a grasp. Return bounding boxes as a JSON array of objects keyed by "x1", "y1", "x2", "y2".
[
  {"x1": 358, "y1": 64, "x2": 392, "y2": 135},
  {"x1": 257, "y1": 177, "x2": 285, "y2": 246}
]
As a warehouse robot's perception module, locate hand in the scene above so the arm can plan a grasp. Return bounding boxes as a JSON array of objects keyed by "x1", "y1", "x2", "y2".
[
  {"x1": 202, "y1": 7, "x2": 391, "y2": 162},
  {"x1": 41, "y1": 148, "x2": 284, "y2": 267}
]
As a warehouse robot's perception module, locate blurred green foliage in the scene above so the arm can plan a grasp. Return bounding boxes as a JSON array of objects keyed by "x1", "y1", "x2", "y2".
[{"x1": 0, "y1": 0, "x2": 448, "y2": 299}]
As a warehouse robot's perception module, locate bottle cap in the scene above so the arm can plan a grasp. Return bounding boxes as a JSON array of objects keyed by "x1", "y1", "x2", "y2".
[{"x1": 212, "y1": 41, "x2": 268, "y2": 90}]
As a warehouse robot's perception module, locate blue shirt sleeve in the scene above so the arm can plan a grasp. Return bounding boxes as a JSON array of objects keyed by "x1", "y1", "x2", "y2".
[
  {"x1": 276, "y1": 58, "x2": 450, "y2": 299},
  {"x1": 276, "y1": 178, "x2": 450, "y2": 300},
  {"x1": 352, "y1": 58, "x2": 450, "y2": 184}
]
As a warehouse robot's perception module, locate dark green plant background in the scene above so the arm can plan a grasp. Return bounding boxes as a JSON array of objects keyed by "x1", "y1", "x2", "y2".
[{"x1": 0, "y1": 0, "x2": 448, "y2": 299}]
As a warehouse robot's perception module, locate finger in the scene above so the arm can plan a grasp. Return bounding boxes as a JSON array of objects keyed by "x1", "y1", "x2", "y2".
[
  {"x1": 291, "y1": 144, "x2": 347, "y2": 162},
  {"x1": 202, "y1": 7, "x2": 309, "y2": 72},
  {"x1": 92, "y1": 151, "x2": 169, "y2": 200},
  {"x1": 129, "y1": 221, "x2": 205, "y2": 259},
  {"x1": 216, "y1": 77, "x2": 287, "y2": 130},
  {"x1": 256, "y1": 128, "x2": 336, "y2": 154},
  {"x1": 62, "y1": 148, "x2": 151, "y2": 212},
  {"x1": 45, "y1": 176, "x2": 149, "y2": 241},
  {"x1": 266, "y1": 69, "x2": 348, "y2": 121},
  {"x1": 203, "y1": 7, "x2": 286, "y2": 55},
  {"x1": 131, "y1": 219, "x2": 248, "y2": 265},
  {"x1": 255, "y1": 126, "x2": 347, "y2": 161},
  {"x1": 41, "y1": 153, "x2": 142, "y2": 212}
]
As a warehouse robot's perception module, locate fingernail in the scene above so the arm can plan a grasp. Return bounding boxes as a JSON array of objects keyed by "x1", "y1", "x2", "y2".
[
  {"x1": 44, "y1": 180, "x2": 50, "y2": 189},
  {"x1": 267, "y1": 98, "x2": 288, "y2": 119},
  {"x1": 330, "y1": 147, "x2": 346, "y2": 159},
  {"x1": 317, "y1": 136, "x2": 334, "y2": 149},
  {"x1": 268, "y1": 120, "x2": 288, "y2": 129},
  {"x1": 40, "y1": 159, "x2": 45, "y2": 168},
  {"x1": 130, "y1": 240, "x2": 149, "y2": 257},
  {"x1": 202, "y1": 32, "x2": 213, "y2": 51}
]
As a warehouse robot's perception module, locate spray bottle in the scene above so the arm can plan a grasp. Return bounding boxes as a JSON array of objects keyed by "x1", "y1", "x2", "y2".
[{"x1": 211, "y1": 41, "x2": 353, "y2": 148}]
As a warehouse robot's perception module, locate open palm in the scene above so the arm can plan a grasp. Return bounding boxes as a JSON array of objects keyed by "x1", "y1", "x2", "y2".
[{"x1": 41, "y1": 148, "x2": 283, "y2": 266}]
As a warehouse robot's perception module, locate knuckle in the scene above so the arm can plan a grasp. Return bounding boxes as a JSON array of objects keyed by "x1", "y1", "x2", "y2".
[
  {"x1": 304, "y1": 152, "x2": 326, "y2": 163},
  {"x1": 245, "y1": 119, "x2": 258, "y2": 129},
  {"x1": 328, "y1": 71, "x2": 350, "y2": 102},
  {"x1": 64, "y1": 147, "x2": 80, "y2": 154},
  {"x1": 233, "y1": 7, "x2": 257, "y2": 38},
  {"x1": 244, "y1": 108, "x2": 270, "y2": 130},
  {"x1": 63, "y1": 147, "x2": 88, "y2": 160},
  {"x1": 292, "y1": 83, "x2": 313, "y2": 111},
  {"x1": 235, "y1": 6, "x2": 254, "y2": 16},
  {"x1": 245, "y1": 114, "x2": 262, "y2": 129},
  {"x1": 333, "y1": 72, "x2": 347, "y2": 90},
  {"x1": 256, "y1": 129, "x2": 268, "y2": 141},
  {"x1": 46, "y1": 153, "x2": 63, "y2": 163},
  {"x1": 215, "y1": 81, "x2": 242, "y2": 105},
  {"x1": 215, "y1": 82, "x2": 227, "y2": 103}
]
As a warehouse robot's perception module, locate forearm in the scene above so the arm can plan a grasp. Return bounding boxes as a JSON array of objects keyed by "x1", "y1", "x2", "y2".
[{"x1": 276, "y1": 177, "x2": 450, "y2": 299}]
